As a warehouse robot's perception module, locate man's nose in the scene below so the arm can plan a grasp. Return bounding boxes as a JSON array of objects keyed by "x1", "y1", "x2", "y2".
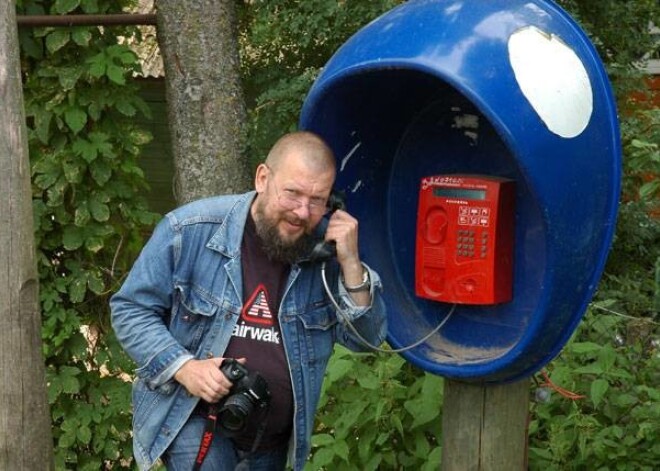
[{"x1": 292, "y1": 201, "x2": 311, "y2": 220}]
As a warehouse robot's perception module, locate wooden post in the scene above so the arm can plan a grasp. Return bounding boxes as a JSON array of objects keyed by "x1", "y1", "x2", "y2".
[
  {"x1": 0, "y1": 2, "x2": 54, "y2": 469},
  {"x1": 441, "y1": 378, "x2": 529, "y2": 471}
]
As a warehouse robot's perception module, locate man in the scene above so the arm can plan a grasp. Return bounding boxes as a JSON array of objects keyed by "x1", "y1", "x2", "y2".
[{"x1": 111, "y1": 131, "x2": 387, "y2": 470}]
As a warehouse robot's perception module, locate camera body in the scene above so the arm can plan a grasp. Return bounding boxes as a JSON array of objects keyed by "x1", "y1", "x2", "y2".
[{"x1": 216, "y1": 359, "x2": 271, "y2": 436}]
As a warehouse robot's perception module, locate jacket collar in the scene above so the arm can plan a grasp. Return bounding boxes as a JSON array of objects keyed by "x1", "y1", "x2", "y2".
[{"x1": 206, "y1": 191, "x2": 255, "y2": 258}]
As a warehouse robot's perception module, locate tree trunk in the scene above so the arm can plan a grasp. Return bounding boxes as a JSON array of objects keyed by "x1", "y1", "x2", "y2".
[
  {"x1": 0, "y1": 3, "x2": 54, "y2": 469},
  {"x1": 156, "y1": 0, "x2": 251, "y2": 204}
]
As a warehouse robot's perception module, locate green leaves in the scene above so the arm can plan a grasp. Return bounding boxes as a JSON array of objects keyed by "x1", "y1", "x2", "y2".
[
  {"x1": 67, "y1": 267, "x2": 105, "y2": 302},
  {"x1": 55, "y1": 0, "x2": 80, "y2": 13},
  {"x1": 72, "y1": 131, "x2": 114, "y2": 164},
  {"x1": 308, "y1": 347, "x2": 443, "y2": 470},
  {"x1": 48, "y1": 365, "x2": 82, "y2": 400},
  {"x1": 18, "y1": 1, "x2": 159, "y2": 468},
  {"x1": 590, "y1": 379, "x2": 609, "y2": 408},
  {"x1": 403, "y1": 374, "x2": 443, "y2": 428},
  {"x1": 529, "y1": 308, "x2": 660, "y2": 470},
  {"x1": 46, "y1": 29, "x2": 70, "y2": 53},
  {"x1": 71, "y1": 28, "x2": 92, "y2": 47},
  {"x1": 87, "y1": 45, "x2": 138, "y2": 85},
  {"x1": 88, "y1": 193, "x2": 110, "y2": 222},
  {"x1": 64, "y1": 107, "x2": 87, "y2": 133},
  {"x1": 62, "y1": 225, "x2": 84, "y2": 250},
  {"x1": 63, "y1": 219, "x2": 114, "y2": 252},
  {"x1": 622, "y1": 116, "x2": 660, "y2": 204}
]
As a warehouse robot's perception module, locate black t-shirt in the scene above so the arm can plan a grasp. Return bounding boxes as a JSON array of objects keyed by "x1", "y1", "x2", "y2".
[{"x1": 222, "y1": 213, "x2": 293, "y2": 450}]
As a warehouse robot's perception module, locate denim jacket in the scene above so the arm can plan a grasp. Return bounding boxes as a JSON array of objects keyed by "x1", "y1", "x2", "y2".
[{"x1": 110, "y1": 191, "x2": 387, "y2": 470}]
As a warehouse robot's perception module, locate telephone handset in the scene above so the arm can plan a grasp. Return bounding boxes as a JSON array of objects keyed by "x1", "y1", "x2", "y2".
[
  {"x1": 307, "y1": 190, "x2": 346, "y2": 263},
  {"x1": 313, "y1": 188, "x2": 456, "y2": 354}
]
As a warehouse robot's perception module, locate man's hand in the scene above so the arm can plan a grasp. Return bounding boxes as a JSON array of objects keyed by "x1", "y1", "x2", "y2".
[
  {"x1": 174, "y1": 357, "x2": 245, "y2": 403},
  {"x1": 324, "y1": 210, "x2": 359, "y2": 267},
  {"x1": 325, "y1": 209, "x2": 370, "y2": 306}
]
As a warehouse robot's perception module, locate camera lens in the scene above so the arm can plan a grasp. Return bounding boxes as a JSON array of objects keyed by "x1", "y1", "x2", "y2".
[{"x1": 217, "y1": 394, "x2": 253, "y2": 434}]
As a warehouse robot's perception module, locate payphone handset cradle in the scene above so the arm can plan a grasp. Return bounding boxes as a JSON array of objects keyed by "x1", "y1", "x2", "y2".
[{"x1": 415, "y1": 174, "x2": 515, "y2": 305}]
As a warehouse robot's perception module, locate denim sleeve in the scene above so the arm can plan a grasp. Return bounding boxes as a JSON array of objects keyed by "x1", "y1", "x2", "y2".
[
  {"x1": 110, "y1": 216, "x2": 193, "y2": 390},
  {"x1": 334, "y1": 263, "x2": 388, "y2": 352}
]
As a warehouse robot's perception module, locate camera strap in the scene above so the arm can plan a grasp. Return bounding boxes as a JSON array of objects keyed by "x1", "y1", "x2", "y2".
[
  {"x1": 192, "y1": 403, "x2": 218, "y2": 471},
  {"x1": 192, "y1": 404, "x2": 270, "y2": 470}
]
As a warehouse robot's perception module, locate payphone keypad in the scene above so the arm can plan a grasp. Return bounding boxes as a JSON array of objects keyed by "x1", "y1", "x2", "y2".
[{"x1": 457, "y1": 229, "x2": 476, "y2": 258}]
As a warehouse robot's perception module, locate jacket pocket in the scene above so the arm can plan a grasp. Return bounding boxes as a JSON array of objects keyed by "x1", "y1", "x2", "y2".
[
  {"x1": 298, "y1": 300, "x2": 337, "y2": 366},
  {"x1": 131, "y1": 376, "x2": 183, "y2": 459},
  {"x1": 171, "y1": 284, "x2": 219, "y2": 353}
]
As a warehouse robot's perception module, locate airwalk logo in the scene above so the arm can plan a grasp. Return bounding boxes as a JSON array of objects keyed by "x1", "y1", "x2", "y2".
[
  {"x1": 242, "y1": 285, "x2": 273, "y2": 326},
  {"x1": 232, "y1": 284, "x2": 280, "y2": 344}
]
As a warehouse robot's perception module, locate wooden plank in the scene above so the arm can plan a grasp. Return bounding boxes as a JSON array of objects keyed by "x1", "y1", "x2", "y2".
[
  {"x1": 441, "y1": 379, "x2": 529, "y2": 471},
  {"x1": 441, "y1": 380, "x2": 483, "y2": 470}
]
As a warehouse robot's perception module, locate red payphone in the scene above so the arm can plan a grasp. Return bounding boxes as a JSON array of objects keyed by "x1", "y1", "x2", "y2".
[{"x1": 415, "y1": 174, "x2": 515, "y2": 305}]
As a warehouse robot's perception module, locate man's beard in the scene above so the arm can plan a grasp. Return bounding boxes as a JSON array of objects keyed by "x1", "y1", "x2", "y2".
[{"x1": 253, "y1": 207, "x2": 315, "y2": 264}]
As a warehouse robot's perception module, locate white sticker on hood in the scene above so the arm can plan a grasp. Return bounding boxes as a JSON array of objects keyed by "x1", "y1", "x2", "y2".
[{"x1": 508, "y1": 26, "x2": 593, "y2": 138}]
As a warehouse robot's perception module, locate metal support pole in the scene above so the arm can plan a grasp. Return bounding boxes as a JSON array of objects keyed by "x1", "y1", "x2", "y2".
[{"x1": 16, "y1": 14, "x2": 157, "y2": 27}]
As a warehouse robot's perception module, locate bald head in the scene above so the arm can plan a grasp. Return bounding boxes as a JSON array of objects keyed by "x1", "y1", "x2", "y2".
[{"x1": 265, "y1": 131, "x2": 336, "y2": 176}]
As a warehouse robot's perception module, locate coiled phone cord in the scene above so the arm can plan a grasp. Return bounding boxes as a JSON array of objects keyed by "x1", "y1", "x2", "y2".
[{"x1": 321, "y1": 261, "x2": 456, "y2": 354}]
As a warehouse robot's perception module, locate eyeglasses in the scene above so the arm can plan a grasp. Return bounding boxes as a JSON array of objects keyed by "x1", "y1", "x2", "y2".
[{"x1": 267, "y1": 167, "x2": 329, "y2": 216}]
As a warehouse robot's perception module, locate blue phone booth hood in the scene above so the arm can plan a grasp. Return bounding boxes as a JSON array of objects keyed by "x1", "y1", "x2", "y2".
[{"x1": 300, "y1": 0, "x2": 621, "y2": 383}]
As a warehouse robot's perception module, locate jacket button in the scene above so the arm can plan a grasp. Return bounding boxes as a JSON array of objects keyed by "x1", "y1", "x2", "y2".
[
  {"x1": 206, "y1": 352, "x2": 214, "y2": 359},
  {"x1": 225, "y1": 313, "x2": 232, "y2": 320}
]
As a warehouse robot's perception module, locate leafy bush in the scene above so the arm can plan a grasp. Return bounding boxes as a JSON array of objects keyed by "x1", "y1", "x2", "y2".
[
  {"x1": 528, "y1": 308, "x2": 659, "y2": 470},
  {"x1": 18, "y1": 0, "x2": 159, "y2": 468},
  {"x1": 306, "y1": 347, "x2": 443, "y2": 471}
]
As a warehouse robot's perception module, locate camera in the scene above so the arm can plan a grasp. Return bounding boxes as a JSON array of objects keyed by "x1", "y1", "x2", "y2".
[{"x1": 216, "y1": 359, "x2": 271, "y2": 436}]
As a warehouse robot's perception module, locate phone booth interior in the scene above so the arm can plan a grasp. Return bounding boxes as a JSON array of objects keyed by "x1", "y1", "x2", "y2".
[{"x1": 300, "y1": 0, "x2": 621, "y2": 383}]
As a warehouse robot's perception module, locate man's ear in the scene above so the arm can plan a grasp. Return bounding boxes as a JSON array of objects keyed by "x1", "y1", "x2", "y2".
[{"x1": 254, "y1": 163, "x2": 269, "y2": 193}]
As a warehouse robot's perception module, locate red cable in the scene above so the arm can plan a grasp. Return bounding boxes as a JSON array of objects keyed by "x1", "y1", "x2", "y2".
[{"x1": 538, "y1": 370, "x2": 586, "y2": 400}]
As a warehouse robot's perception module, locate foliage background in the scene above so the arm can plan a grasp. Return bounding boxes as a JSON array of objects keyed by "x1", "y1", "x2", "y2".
[
  {"x1": 15, "y1": 0, "x2": 660, "y2": 469},
  {"x1": 17, "y1": 0, "x2": 158, "y2": 469}
]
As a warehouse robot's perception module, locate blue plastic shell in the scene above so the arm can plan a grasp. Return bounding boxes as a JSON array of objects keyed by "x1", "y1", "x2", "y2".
[{"x1": 300, "y1": 0, "x2": 621, "y2": 383}]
